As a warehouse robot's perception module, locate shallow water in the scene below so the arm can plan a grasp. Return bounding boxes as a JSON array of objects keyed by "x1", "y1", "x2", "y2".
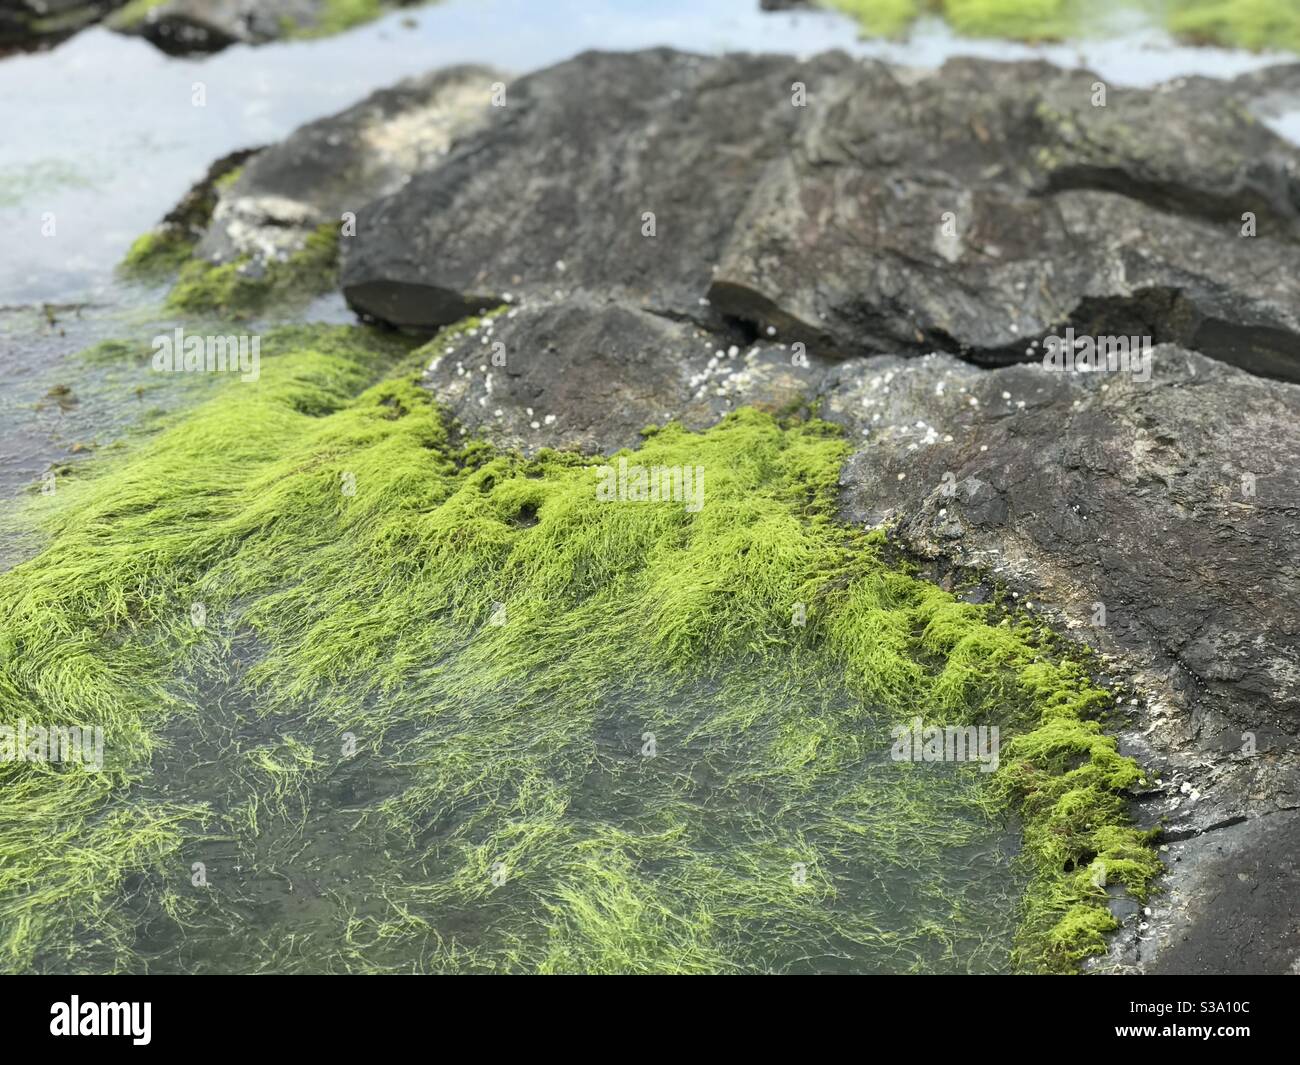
[
  {"x1": 86, "y1": 649, "x2": 1025, "y2": 974},
  {"x1": 1, "y1": 0, "x2": 1295, "y2": 974}
]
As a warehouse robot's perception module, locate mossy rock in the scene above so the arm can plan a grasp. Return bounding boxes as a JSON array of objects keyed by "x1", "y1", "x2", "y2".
[{"x1": 0, "y1": 321, "x2": 1159, "y2": 973}]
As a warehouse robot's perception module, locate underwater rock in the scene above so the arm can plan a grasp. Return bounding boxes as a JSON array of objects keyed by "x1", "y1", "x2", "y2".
[{"x1": 343, "y1": 50, "x2": 1300, "y2": 380}]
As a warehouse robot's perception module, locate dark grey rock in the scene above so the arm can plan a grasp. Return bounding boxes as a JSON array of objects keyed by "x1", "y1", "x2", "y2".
[
  {"x1": 814, "y1": 346, "x2": 1300, "y2": 972},
  {"x1": 423, "y1": 294, "x2": 831, "y2": 456},
  {"x1": 197, "y1": 65, "x2": 499, "y2": 268},
  {"x1": 343, "y1": 49, "x2": 853, "y2": 330},
  {"x1": 709, "y1": 57, "x2": 1300, "y2": 374},
  {"x1": 131, "y1": 65, "x2": 499, "y2": 278},
  {"x1": 344, "y1": 51, "x2": 1300, "y2": 380},
  {"x1": 1107, "y1": 811, "x2": 1300, "y2": 975},
  {"x1": 0, "y1": 0, "x2": 127, "y2": 50}
]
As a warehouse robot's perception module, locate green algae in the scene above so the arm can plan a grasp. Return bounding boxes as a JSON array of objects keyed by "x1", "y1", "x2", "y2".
[
  {"x1": 1165, "y1": 0, "x2": 1300, "y2": 53},
  {"x1": 121, "y1": 229, "x2": 196, "y2": 277},
  {"x1": 0, "y1": 321, "x2": 1158, "y2": 973},
  {"x1": 164, "y1": 225, "x2": 341, "y2": 317},
  {"x1": 105, "y1": 0, "x2": 167, "y2": 31},
  {"x1": 120, "y1": 153, "x2": 252, "y2": 281},
  {"x1": 823, "y1": 0, "x2": 1300, "y2": 52}
]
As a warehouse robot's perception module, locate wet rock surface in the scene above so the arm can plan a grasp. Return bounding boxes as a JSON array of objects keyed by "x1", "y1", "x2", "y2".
[
  {"x1": 128, "y1": 64, "x2": 500, "y2": 281},
  {"x1": 344, "y1": 49, "x2": 829, "y2": 330},
  {"x1": 425, "y1": 295, "x2": 830, "y2": 455},
  {"x1": 814, "y1": 348, "x2": 1300, "y2": 972},
  {"x1": 1120, "y1": 810, "x2": 1300, "y2": 974}
]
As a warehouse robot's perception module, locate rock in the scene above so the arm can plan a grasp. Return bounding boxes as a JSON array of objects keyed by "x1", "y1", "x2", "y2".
[
  {"x1": 107, "y1": 0, "x2": 416, "y2": 54},
  {"x1": 196, "y1": 64, "x2": 499, "y2": 268},
  {"x1": 344, "y1": 50, "x2": 1300, "y2": 381},
  {"x1": 123, "y1": 64, "x2": 500, "y2": 308},
  {"x1": 815, "y1": 346, "x2": 1300, "y2": 972},
  {"x1": 712, "y1": 58, "x2": 1300, "y2": 375},
  {"x1": 1108, "y1": 811, "x2": 1300, "y2": 974},
  {"x1": 343, "y1": 49, "x2": 850, "y2": 330},
  {"x1": 1105, "y1": 885, "x2": 1141, "y2": 925},
  {"x1": 424, "y1": 295, "x2": 830, "y2": 455},
  {"x1": 121, "y1": 147, "x2": 260, "y2": 275},
  {"x1": 820, "y1": 347, "x2": 1300, "y2": 788},
  {"x1": 0, "y1": 0, "x2": 127, "y2": 50}
]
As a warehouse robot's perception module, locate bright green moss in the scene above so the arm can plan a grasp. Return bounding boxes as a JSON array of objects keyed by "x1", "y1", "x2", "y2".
[
  {"x1": 822, "y1": 0, "x2": 1300, "y2": 51},
  {"x1": 1165, "y1": 0, "x2": 1300, "y2": 53},
  {"x1": 121, "y1": 228, "x2": 196, "y2": 277},
  {"x1": 165, "y1": 224, "x2": 341, "y2": 316},
  {"x1": 105, "y1": 0, "x2": 168, "y2": 31},
  {"x1": 1, "y1": 321, "x2": 1158, "y2": 972}
]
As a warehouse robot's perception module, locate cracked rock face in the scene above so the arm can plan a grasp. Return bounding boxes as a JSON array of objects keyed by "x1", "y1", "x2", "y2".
[
  {"x1": 344, "y1": 50, "x2": 1300, "y2": 381},
  {"x1": 345, "y1": 49, "x2": 830, "y2": 331}
]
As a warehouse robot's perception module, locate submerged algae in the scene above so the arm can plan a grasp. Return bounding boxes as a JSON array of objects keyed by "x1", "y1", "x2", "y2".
[{"x1": 0, "y1": 322, "x2": 1158, "y2": 972}]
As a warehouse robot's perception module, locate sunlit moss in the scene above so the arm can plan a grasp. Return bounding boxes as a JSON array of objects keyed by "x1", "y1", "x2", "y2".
[
  {"x1": 1, "y1": 321, "x2": 1157, "y2": 972},
  {"x1": 121, "y1": 229, "x2": 196, "y2": 276},
  {"x1": 1165, "y1": 0, "x2": 1300, "y2": 52},
  {"x1": 165, "y1": 225, "x2": 341, "y2": 316},
  {"x1": 821, "y1": 0, "x2": 1300, "y2": 51}
]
